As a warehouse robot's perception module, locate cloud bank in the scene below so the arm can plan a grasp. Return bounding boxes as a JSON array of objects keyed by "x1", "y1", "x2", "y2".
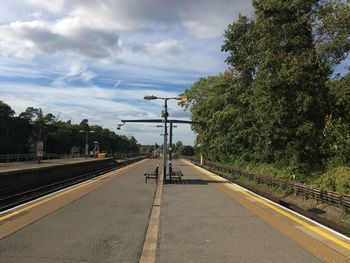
[{"x1": 0, "y1": 0, "x2": 253, "y2": 145}]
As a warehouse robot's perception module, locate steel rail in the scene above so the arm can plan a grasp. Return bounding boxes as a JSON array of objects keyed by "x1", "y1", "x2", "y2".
[{"x1": 0, "y1": 157, "x2": 145, "y2": 212}]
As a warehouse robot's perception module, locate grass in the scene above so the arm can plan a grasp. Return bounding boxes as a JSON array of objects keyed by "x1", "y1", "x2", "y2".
[{"x1": 225, "y1": 159, "x2": 350, "y2": 195}]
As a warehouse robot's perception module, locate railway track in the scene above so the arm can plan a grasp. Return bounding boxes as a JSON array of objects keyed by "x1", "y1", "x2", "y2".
[{"x1": 0, "y1": 158, "x2": 143, "y2": 212}]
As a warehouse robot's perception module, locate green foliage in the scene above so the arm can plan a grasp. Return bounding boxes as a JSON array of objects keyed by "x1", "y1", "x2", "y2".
[
  {"x1": 322, "y1": 115, "x2": 350, "y2": 168},
  {"x1": 174, "y1": 141, "x2": 183, "y2": 153},
  {"x1": 222, "y1": 15, "x2": 257, "y2": 83},
  {"x1": 0, "y1": 101, "x2": 31, "y2": 153},
  {"x1": 231, "y1": 159, "x2": 310, "y2": 181},
  {"x1": 139, "y1": 144, "x2": 157, "y2": 154},
  {"x1": 320, "y1": 167, "x2": 350, "y2": 194},
  {"x1": 181, "y1": 145, "x2": 195, "y2": 156},
  {"x1": 251, "y1": 0, "x2": 329, "y2": 165},
  {"x1": 321, "y1": 73, "x2": 350, "y2": 168},
  {"x1": 328, "y1": 73, "x2": 350, "y2": 122},
  {"x1": 182, "y1": 0, "x2": 350, "y2": 193},
  {"x1": 313, "y1": 0, "x2": 350, "y2": 69},
  {"x1": 0, "y1": 102, "x2": 139, "y2": 155}
]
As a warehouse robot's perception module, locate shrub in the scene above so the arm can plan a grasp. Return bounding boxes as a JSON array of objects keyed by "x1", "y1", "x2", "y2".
[
  {"x1": 322, "y1": 116, "x2": 350, "y2": 168},
  {"x1": 320, "y1": 167, "x2": 350, "y2": 194}
]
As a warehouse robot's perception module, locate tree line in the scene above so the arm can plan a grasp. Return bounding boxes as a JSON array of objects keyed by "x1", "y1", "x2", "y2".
[
  {"x1": 181, "y1": 0, "x2": 350, "y2": 182},
  {"x1": 0, "y1": 101, "x2": 139, "y2": 155},
  {"x1": 140, "y1": 141, "x2": 195, "y2": 156}
]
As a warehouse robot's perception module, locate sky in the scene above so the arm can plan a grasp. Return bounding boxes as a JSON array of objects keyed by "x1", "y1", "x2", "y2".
[{"x1": 0, "y1": 0, "x2": 253, "y2": 146}]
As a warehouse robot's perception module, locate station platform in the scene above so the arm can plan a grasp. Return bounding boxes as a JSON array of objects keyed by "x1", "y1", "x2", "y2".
[
  {"x1": 0, "y1": 158, "x2": 349, "y2": 262},
  {"x1": 0, "y1": 158, "x2": 107, "y2": 173},
  {"x1": 0, "y1": 159, "x2": 159, "y2": 263},
  {"x1": 156, "y1": 160, "x2": 350, "y2": 263}
]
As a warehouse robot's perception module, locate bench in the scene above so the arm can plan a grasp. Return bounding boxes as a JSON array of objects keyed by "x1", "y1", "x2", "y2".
[
  {"x1": 170, "y1": 169, "x2": 183, "y2": 181},
  {"x1": 144, "y1": 166, "x2": 159, "y2": 183}
]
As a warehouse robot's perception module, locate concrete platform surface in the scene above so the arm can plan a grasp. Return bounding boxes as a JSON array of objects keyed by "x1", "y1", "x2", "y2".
[
  {"x1": 157, "y1": 160, "x2": 322, "y2": 263},
  {"x1": 0, "y1": 159, "x2": 160, "y2": 263},
  {"x1": 0, "y1": 158, "x2": 348, "y2": 263},
  {"x1": 0, "y1": 158, "x2": 111, "y2": 173}
]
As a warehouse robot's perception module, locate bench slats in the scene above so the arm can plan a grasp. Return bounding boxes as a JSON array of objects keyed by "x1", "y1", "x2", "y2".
[{"x1": 144, "y1": 166, "x2": 159, "y2": 183}]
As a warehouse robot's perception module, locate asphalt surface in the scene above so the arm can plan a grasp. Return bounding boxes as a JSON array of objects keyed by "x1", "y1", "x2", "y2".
[
  {"x1": 157, "y1": 160, "x2": 322, "y2": 263},
  {"x1": 0, "y1": 159, "x2": 161, "y2": 263}
]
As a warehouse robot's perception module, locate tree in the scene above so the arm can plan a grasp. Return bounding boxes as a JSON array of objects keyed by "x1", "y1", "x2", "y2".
[
  {"x1": 248, "y1": 0, "x2": 329, "y2": 166},
  {"x1": 328, "y1": 73, "x2": 350, "y2": 122},
  {"x1": 182, "y1": 0, "x2": 350, "y2": 172},
  {"x1": 175, "y1": 141, "x2": 183, "y2": 152},
  {"x1": 222, "y1": 15, "x2": 257, "y2": 85},
  {"x1": 181, "y1": 145, "x2": 195, "y2": 156},
  {"x1": 0, "y1": 102, "x2": 16, "y2": 153},
  {"x1": 0, "y1": 101, "x2": 15, "y2": 118},
  {"x1": 0, "y1": 102, "x2": 140, "y2": 155},
  {"x1": 313, "y1": 0, "x2": 350, "y2": 71},
  {"x1": 322, "y1": 73, "x2": 350, "y2": 167},
  {"x1": 79, "y1": 119, "x2": 89, "y2": 131}
]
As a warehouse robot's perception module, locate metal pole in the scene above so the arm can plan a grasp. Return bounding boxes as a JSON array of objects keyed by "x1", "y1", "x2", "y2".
[
  {"x1": 38, "y1": 126, "x2": 42, "y2": 163},
  {"x1": 85, "y1": 133, "x2": 88, "y2": 159},
  {"x1": 163, "y1": 99, "x2": 168, "y2": 181},
  {"x1": 169, "y1": 121, "x2": 173, "y2": 176}
]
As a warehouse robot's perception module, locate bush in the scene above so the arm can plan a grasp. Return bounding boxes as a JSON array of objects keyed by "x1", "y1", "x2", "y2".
[
  {"x1": 181, "y1": 145, "x2": 195, "y2": 156},
  {"x1": 320, "y1": 167, "x2": 350, "y2": 194},
  {"x1": 322, "y1": 116, "x2": 350, "y2": 168},
  {"x1": 230, "y1": 159, "x2": 310, "y2": 182}
]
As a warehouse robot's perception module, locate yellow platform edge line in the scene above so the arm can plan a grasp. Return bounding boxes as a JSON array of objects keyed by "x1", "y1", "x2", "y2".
[
  {"x1": 0, "y1": 160, "x2": 144, "y2": 221},
  {"x1": 186, "y1": 160, "x2": 350, "y2": 251},
  {"x1": 0, "y1": 174, "x2": 102, "y2": 221},
  {"x1": 226, "y1": 183, "x2": 350, "y2": 250}
]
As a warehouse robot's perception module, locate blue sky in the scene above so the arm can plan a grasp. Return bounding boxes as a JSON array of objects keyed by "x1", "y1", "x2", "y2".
[{"x1": 0, "y1": 0, "x2": 253, "y2": 145}]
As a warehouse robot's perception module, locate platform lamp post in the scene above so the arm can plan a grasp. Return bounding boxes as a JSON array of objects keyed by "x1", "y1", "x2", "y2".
[
  {"x1": 156, "y1": 124, "x2": 177, "y2": 175},
  {"x1": 79, "y1": 130, "x2": 94, "y2": 158},
  {"x1": 144, "y1": 95, "x2": 187, "y2": 180}
]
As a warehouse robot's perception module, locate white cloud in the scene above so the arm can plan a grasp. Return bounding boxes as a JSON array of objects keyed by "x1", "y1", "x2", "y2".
[
  {"x1": 27, "y1": 0, "x2": 66, "y2": 13},
  {"x1": 81, "y1": 71, "x2": 97, "y2": 82},
  {"x1": 25, "y1": 0, "x2": 253, "y2": 37},
  {"x1": 47, "y1": 61, "x2": 97, "y2": 86},
  {"x1": 0, "y1": 0, "x2": 253, "y2": 145},
  {"x1": 131, "y1": 40, "x2": 182, "y2": 58},
  {"x1": 183, "y1": 21, "x2": 218, "y2": 39},
  {"x1": 0, "y1": 19, "x2": 121, "y2": 60}
]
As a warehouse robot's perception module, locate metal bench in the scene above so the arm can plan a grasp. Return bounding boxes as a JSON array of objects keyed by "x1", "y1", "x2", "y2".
[
  {"x1": 144, "y1": 166, "x2": 159, "y2": 183},
  {"x1": 170, "y1": 169, "x2": 183, "y2": 181}
]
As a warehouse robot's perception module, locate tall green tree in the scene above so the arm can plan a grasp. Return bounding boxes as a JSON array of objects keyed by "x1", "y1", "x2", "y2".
[
  {"x1": 313, "y1": 0, "x2": 350, "y2": 71},
  {"x1": 0, "y1": 101, "x2": 16, "y2": 153},
  {"x1": 0, "y1": 102, "x2": 139, "y2": 155},
  {"x1": 182, "y1": 0, "x2": 350, "y2": 172},
  {"x1": 250, "y1": 0, "x2": 329, "y2": 166},
  {"x1": 322, "y1": 73, "x2": 350, "y2": 167}
]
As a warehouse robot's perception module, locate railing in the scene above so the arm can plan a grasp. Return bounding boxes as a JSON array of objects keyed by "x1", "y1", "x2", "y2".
[
  {"x1": 184, "y1": 156, "x2": 350, "y2": 211},
  {"x1": 0, "y1": 152, "x2": 143, "y2": 163}
]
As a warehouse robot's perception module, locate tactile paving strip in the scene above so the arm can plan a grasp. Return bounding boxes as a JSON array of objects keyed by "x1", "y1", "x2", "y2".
[{"x1": 189, "y1": 164, "x2": 350, "y2": 263}]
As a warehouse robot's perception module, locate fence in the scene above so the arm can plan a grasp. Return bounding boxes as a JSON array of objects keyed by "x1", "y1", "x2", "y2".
[
  {"x1": 0, "y1": 152, "x2": 142, "y2": 163},
  {"x1": 185, "y1": 156, "x2": 350, "y2": 211}
]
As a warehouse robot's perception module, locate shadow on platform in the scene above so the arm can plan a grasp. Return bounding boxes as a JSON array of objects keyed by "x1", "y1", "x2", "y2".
[{"x1": 164, "y1": 178, "x2": 228, "y2": 185}]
